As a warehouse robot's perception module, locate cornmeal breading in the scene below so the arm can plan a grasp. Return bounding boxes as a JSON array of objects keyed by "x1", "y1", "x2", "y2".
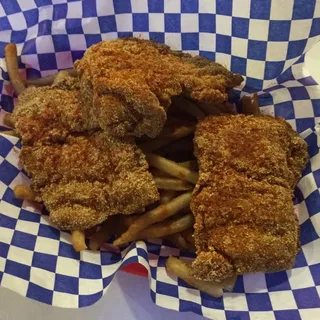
[
  {"x1": 12, "y1": 85, "x2": 87, "y2": 144},
  {"x1": 191, "y1": 115, "x2": 308, "y2": 281},
  {"x1": 13, "y1": 79, "x2": 159, "y2": 231},
  {"x1": 75, "y1": 38, "x2": 243, "y2": 138},
  {"x1": 194, "y1": 115, "x2": 308, "y2": 189},
  {"x1": 20, "y1": 132, "x2": 159, "y2": 230},
  {"x1": 191, "y1": 173, "x2": 300, "y2": 281}
]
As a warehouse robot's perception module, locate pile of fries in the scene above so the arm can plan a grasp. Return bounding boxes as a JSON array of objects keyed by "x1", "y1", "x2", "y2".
[{"x1": 3, "y1": 43, "x2": 261, "y2": 297}]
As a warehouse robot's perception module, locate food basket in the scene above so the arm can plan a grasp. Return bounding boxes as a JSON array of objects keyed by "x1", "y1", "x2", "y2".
[{"x1": 0, "y1": 1, "x2": 319, "y2": 319}]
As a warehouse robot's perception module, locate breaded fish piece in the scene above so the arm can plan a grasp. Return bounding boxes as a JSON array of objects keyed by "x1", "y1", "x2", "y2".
[
  {"x1": 190, "y1": 115, "x2": 308, "y2": 281},
  {"x1": 75, "y1": 38, "x2": 243, "y2": 138},
  {"x1": 21, "y1": 132, "x2": 159, "y2": 230},
  {"x1": 191, "y1": 173, "x2": 300, "y2": 281},
  {"x1": 13, "y1": 83, "x2": 159, "y2": 231}
]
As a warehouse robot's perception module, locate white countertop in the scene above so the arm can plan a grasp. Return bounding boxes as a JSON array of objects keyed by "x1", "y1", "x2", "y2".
[{"x1": 0, "y1": 42, "x2": 319, "y2": 320}]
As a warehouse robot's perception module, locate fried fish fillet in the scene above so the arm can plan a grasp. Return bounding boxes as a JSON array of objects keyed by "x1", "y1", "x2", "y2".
[
  {"x1": 20, "y1": 132, "x2": 159, "y2": 230},
  {"x1": 190, "y1": 115, "x2": 308, "y2": 281},
  {"x1": 74, "y1": 38, "x2": 243, "y2": 138},
  {"x1": 13, "y1": 82, "x2": 159, "y2": 231}
]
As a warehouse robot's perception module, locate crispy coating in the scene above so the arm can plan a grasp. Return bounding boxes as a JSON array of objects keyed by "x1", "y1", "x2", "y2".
[
  {"x1": 21, "y1": 132, "x2": 159, "y2": 230},
  {"x1": 191, "y1": 174, "x2": 300, "y2": 280},
  {"x1": 14, "y1": 81, "x2": 159, "y2": 230},
  {"x1": 194, "y1": 115, "x2": 308, "y2": 189},
  {"x1": 12, "y1": 84, "x2": 88, "y2": 145},
  {"x1": 75, "y1": 38, "x2": 243, "y2": 138},
  {"x1": 191, "y1": 115, "x2": 308, "y2": 281},
  {"x1": 52, "y1": 74, "x2": 80, "y2": 91}
]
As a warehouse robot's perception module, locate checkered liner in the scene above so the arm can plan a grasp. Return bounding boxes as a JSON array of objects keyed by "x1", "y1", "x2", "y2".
[{"x1": 0, "y1": 0, "x2": 320, "y2": 318}]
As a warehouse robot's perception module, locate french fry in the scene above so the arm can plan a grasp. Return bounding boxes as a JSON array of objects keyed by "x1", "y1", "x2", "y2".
[
  {"x1": 24, "y1": 69, "x2": 77, "y2": 86},
  {"x1": 134, "y1": 213, "x2": 194, "y2": 241},
  {"x1": 159, "y1": 151, "x2": 194, "y2": 164},
  {"x1": 53, "y1": 70, "x2": 72, "y2": 85},
  {"x1": 160, "y1": 190, "x2": 176, "y2": 204},
  {"x1": 115, "y1": 214, "x2": 141, "y2": 238},
  {"x1": 242, "y1": 93, "x2": 261, "y2": 116},
  {"x1": 222, "y1": 274, "x2": 237, "y2": 292},
  {"x1": 173, "y1": 97, "x2": 206, "y2": 120},
  {"x1": 158, "y1": 125, "x2": 195, "y2": 140},
  {"x1": 114, "y1": 192, "x2": 192, "y2": 246},
  {"x1": 13, "y1": 146, "x2": 20, "y2": 154},
  {"x1": 139, "y1": 125, "x2": 195, "y2": 153},
  {"x1": 5, "y1": 43, "x2": 25, "y2": 95},
  {"x1": 154, "y1": 177, "x2": 193, "y2": 191},
  {"x1": 167, "y1": 232, "x2": 190, "y2": 251},
  {"x1": 166, "y1": 256, "x2": 224, "y2": 298},
  {"x1": 178, "y1": 160, "x2": 198, "y2": 171},
  {"x1": 146, "y1": 154, "x2": 199, "y2": 184},
  {"x1": 1, "y1": 130, "x2": 20, "y2": 138},
  {"x1": 71, "y1": 230, "x2": 87, "y2": 252},
  {"x1": 151, "y1": 168, "x2": 171, "y2": 178},
  {"x1": 13, "y1": 185, "x2": 36, "y2": 201},
  {"x1": 89, "y1": 216, "x2": 119, "y2": 251},
  {"x1": 123, "y1": 215, "x2": 141, "y2": 228},
  {"x1": 24, "y1": 74, "x2": 56, "y2": 86},
  {"x1": 3, "y1": 114, "x2": 14, "y2": 128}
]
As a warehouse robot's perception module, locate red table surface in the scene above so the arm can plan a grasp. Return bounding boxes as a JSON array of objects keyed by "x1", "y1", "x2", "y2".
[{"x1": 121, "y1": 263, "x2": 148, "y2": 277}]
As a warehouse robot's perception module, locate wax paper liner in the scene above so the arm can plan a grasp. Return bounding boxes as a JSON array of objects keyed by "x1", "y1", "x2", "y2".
[{"x1": 0, "y1": 1, "x2": 320, "y2": 319}]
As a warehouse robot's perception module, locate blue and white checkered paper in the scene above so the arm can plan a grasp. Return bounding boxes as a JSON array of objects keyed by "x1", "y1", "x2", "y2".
[{"x1": 0, "y1": 0, "x2": 320, "y2": 319}]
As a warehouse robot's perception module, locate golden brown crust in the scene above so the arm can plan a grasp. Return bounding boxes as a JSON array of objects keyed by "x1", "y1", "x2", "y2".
[
  {"x1": 194, "y1": 115, "x2": 308, "y2": 189},
  {"x1": 191, "y1": 175, "x2": 300, "y2": 280},
  {"x1": 21, "y1": 133, "x2": 145, "y2": 187},
  {"x1": 191, "y1": 115, "x2": 308, "y2": 281},
  {"x1": 210, "y1": 224, "x2": 299, "y2": 275},
  {"x1": 20, "y1": 132, "x2": 159, "y2": 230},
  {"x1": 52, "y1": 75, "x2": 80, "y2": 91},
  {"x1": 12, "y1": 85, "x2": 87, "y2": 144},
  {"x1": 191, "y1": 251, "x2": 234, "y2": 282},
  {"x1": 14, "y1": 81, "x2": 160, "y2": 230},
  {"x1": 75, "y1": 38, "x2": 243, "y2": 138}
]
